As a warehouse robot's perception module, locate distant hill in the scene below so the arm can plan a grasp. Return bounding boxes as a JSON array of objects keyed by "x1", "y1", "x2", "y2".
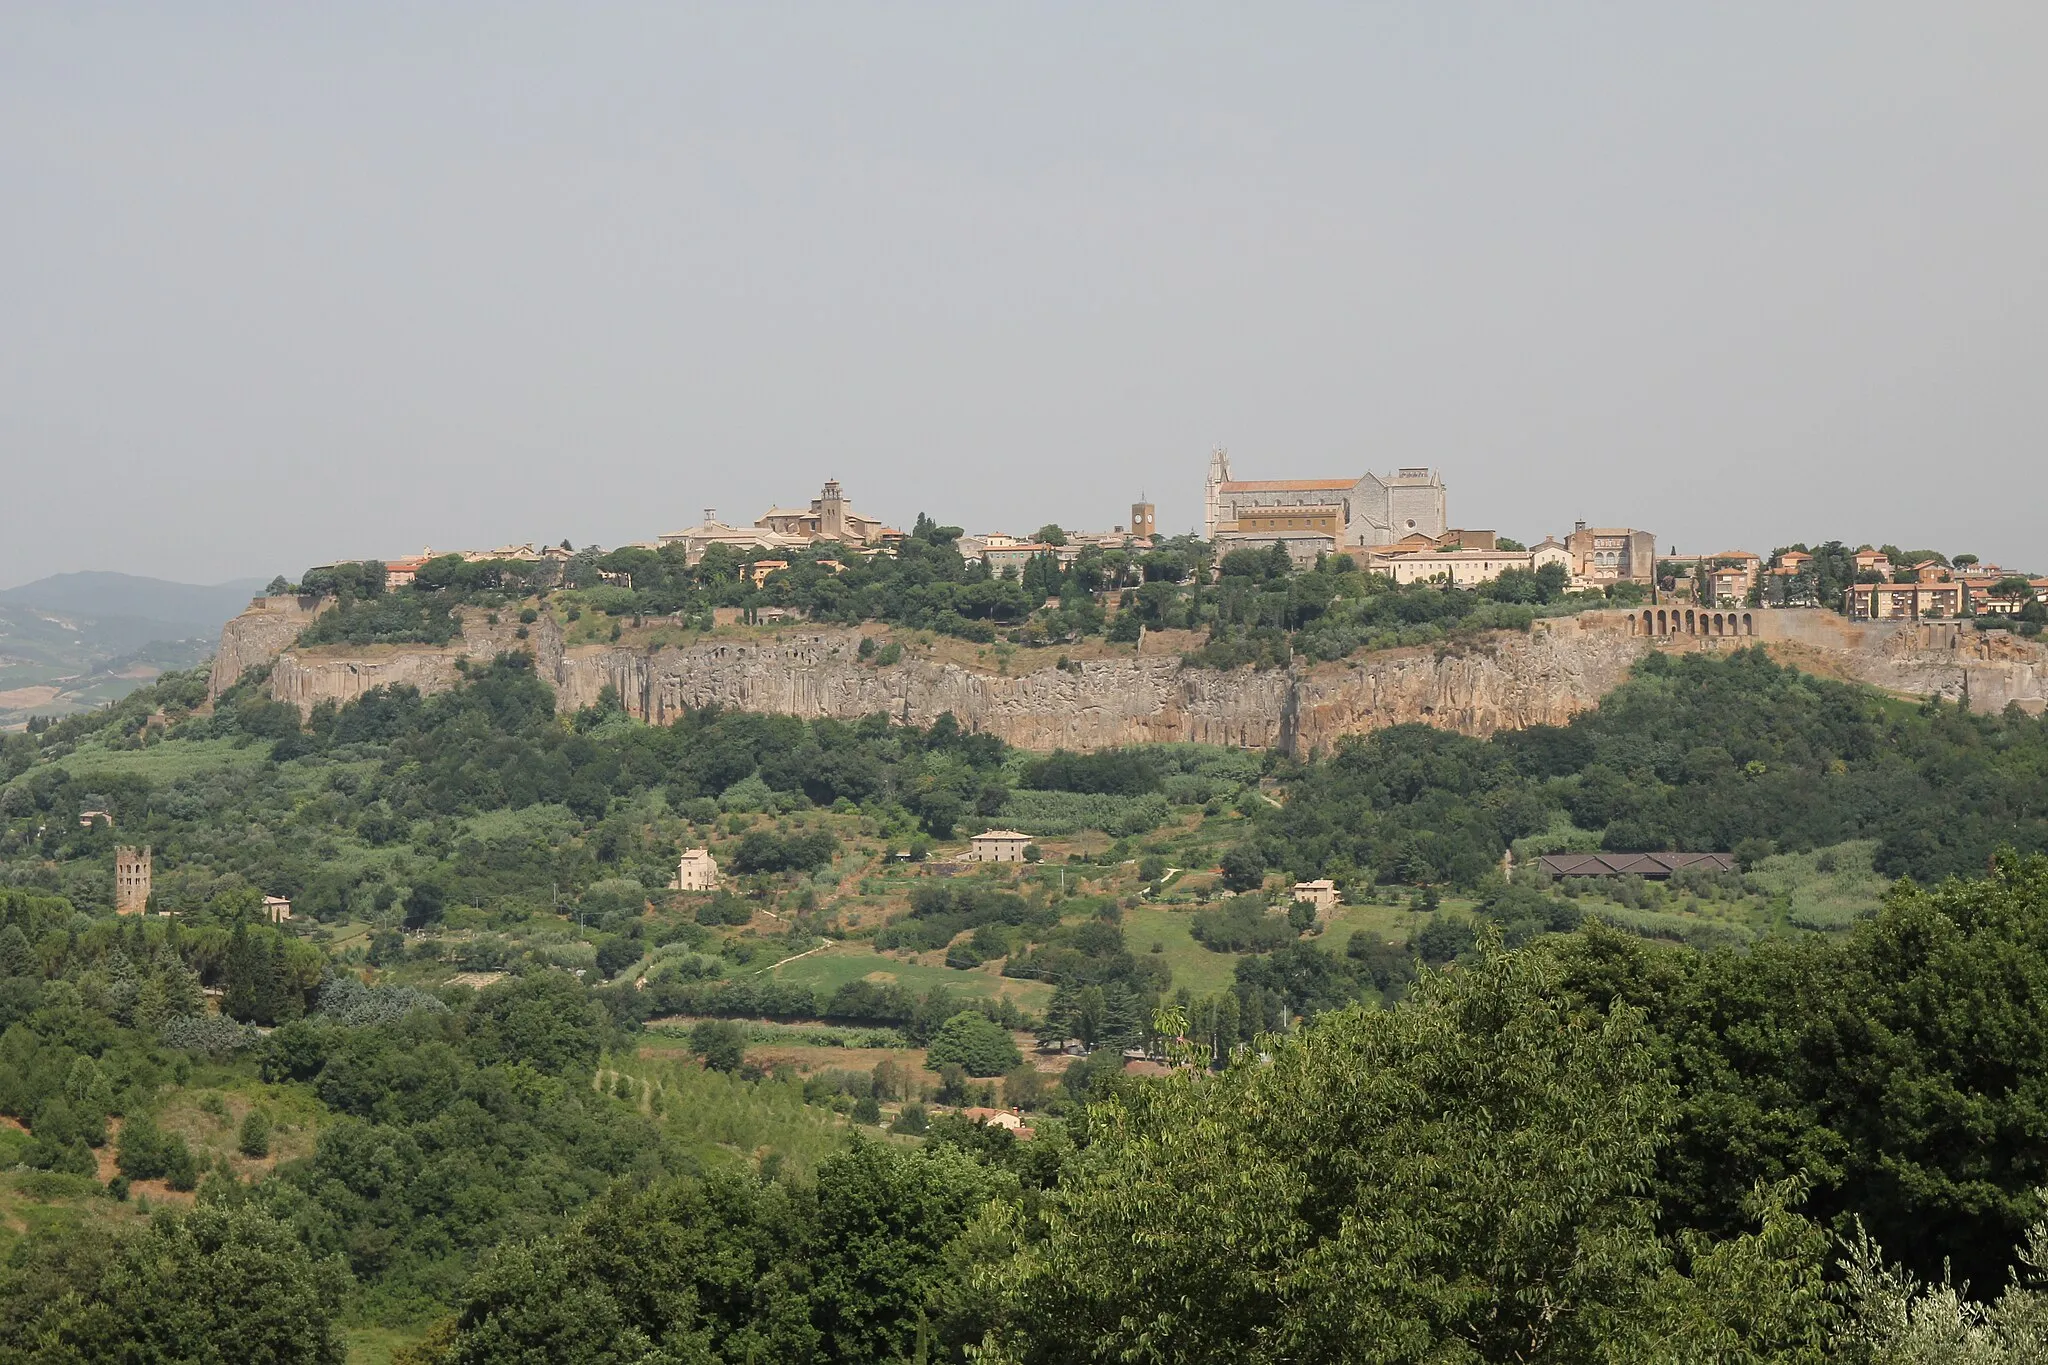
[
  {"x1": 0, "y1": 571, "x2": 268, "y2": 635},
  {"x1": 0, "y1": 572, "x2": 265, "y2": 727}
]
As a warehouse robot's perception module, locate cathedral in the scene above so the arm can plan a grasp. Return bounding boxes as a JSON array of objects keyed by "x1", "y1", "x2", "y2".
[{"x1": 1203, "y1": 449, "x2": 1448, "y2": 552}]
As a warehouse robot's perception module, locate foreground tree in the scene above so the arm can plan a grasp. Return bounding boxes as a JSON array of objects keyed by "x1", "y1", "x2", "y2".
[
  {"x1": 413, "y1": 1139, "x2": 1013, "y2": 1364},
  {"x1": 4, "y1": 1203, "x2": 350, "y2": 1364},
  {"x1": 986, "y1": 941, "x2": 1834, "y2": 1363}
]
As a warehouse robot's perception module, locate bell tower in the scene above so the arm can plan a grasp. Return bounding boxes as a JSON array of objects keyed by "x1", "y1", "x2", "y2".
[
  {"x1": 818, "y1": 479, "x2": 847, "y2": 542},
  {"x1": 1203, "y1": 447, "x2": 1233, "y2": 540}
]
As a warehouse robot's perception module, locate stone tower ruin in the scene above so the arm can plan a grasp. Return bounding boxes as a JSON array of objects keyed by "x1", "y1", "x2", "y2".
[{"x1": 115, "y1": 845, "x2": 152, "y2": 915}]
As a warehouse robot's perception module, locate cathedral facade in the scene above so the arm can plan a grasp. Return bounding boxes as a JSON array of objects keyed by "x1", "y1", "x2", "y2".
[{"x1": 1203, "y1": 449, "x2": 1448, "y2": 550}]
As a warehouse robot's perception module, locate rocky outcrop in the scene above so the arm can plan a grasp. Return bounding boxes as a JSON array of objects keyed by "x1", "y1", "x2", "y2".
[
  {"x1": 1286, "y1": 626, "x2": 1647, "y2": 751},
  {"x1": 214, "y1": 598, "x2": 2048, "y2": 754},
  {"x1": 1573, "y1": 608, "x2": 2048, "y2": 715},
  {"x1": 207, "y1": 595, "x2": 331, "y2": 697},
  {"x1": 266, "y1": 610, "x2": 564, "y2": 714}
]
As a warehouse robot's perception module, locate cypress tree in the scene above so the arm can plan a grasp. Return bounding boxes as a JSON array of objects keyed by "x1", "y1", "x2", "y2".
[{"x1": 222, "y1": 922, "x2": 259, "y2": 1022}]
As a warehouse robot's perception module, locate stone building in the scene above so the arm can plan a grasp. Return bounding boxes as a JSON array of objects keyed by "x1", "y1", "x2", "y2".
[
  {"x1": 657, "y1": 511, "x2": 807, "y2": 565},
  {"x1": 1364, "y1": 533, "x2": 1573, "y2": 589},
  {"x1": 755, "y1": 480, "x2": 897, "y2": 547},
  {"x1": 967, "y1": 830, "x2": 1032, "y2": 863},
  {"x1": 1129, "y1": 501, "x2": 1157, "y2": 539},
  {"x1": 262, "y1": 895, "x2": 293, "y2": 923},
  {"x1": 1203, "y1": 449, "x2": 1448, "y2": 551},
  {"x1": 1564, "y1": 523, "x2": 1657, "y2": 586},
  {"x1": 115, "y1": 845, "x2": 151, "y2": 915},
  {"x1": 673, "y1": 848, "x2": 718, "y2": 892}
]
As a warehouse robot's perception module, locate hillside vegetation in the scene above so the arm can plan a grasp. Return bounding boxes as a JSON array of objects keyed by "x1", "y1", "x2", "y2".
[{"x1": 2, "y1": 646, "x2": 2047, "y2": 1359}]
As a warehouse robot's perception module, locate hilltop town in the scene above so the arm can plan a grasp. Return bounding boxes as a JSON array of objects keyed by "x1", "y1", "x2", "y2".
[{"x1": 300, "y1": 452, "x2": 2047, "y2": 634}]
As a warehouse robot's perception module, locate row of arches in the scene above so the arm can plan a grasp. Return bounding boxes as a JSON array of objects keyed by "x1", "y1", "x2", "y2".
[{"x1": 1629, "y1": 608, "x2": 1754, "y2": 638}]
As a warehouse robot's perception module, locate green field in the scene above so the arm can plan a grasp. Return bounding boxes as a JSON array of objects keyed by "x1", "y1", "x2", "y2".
[
  {"x1": 44, "y1": 734, "x2": 275, "y2": 784},
  {"x1": 767, "y1": 940, "x2": 1055, "y2": 1010},
  {"x1": 1121, "y1": 904, "x2": 1239, "y2": 996}
]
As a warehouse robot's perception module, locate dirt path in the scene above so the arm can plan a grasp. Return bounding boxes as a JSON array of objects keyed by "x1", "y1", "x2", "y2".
[{"x1": 758, "y1": 939, "x2": 835, "y2": 973}]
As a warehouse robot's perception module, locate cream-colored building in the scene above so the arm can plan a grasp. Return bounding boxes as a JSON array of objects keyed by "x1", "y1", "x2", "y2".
[
  {"x1": 657, "y1": 511, "x2": 808, "y2": 566},
  {"x1": 967, "y1": 830, "x2": 1032, "y2": 863},
  {"x1": 1292, "y1": 879, "x2": 1339, "y2": 919},
  {"x1": 262, "y1": 895, "x2": 293, "y2": 923},
  {"x1": 673, "y1": 849, "x2": 718, "y2": 892},
  {"x1": 1369, "y1": 547, "x2": 1543, "y2": 587}
]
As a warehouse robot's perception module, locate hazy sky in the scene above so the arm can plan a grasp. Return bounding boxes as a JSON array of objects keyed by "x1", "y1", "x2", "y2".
[{"x1": 4, "y1": 4, "x2": 2045, "y2": 589}]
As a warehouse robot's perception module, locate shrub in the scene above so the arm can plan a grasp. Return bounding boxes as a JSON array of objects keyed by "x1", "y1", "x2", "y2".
[
  {"x1": 238, "y1": 1109, "x2": 271, "y2": 1159},
  {"x1": 690, "y1": 1020, "x2": 747, "y2": 1074},
  {"x1": 116, "y1": 1113, "x2": 198, "y2": 1189},
  {"x1": 924, "y1": 1011, "x2": 1022, "y2": 1078}
]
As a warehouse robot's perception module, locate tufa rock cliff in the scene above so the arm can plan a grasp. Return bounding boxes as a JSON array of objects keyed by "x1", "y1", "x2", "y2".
[
  {"x1": 208, "y1": 595, "x2": 332, "y2": 697},
  {"x1": 216, "y1": 601, "x2": 2048, "y2": 755},
  {"x1": 266, "y1": 610, "x2": 564, "y2": 715}
]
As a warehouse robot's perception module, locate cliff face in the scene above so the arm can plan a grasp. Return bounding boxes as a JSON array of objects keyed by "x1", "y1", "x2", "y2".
[
  {"x1": 207, "y1": 595, "x2": 331, "y2": 697},
  {"x1": 1573, "y1": 608, "x2": 2048, "y2": 715},
  {"x1": 550, "y1": 634, "x2": 1300, "y2": 749},
  {"x1": 216, "y1": 600, "x2": 2048, "y2": 754},
  {"x1": 538, "y1": 627, "x2": 1646, "y2": 753},
  {"x1": 265, "y1": 610, "x2": 564, "y2": 714}
]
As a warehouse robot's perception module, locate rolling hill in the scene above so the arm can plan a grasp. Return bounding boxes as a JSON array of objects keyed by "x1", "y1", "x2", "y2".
[{"x1": 0, "y1": 572, "x2": 266, "y2": 728}]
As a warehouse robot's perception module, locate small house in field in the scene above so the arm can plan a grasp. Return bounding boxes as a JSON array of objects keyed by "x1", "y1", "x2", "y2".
[
  {"x1": 1291, "y1": 879, "x2": 1339, "y2": 918},
  {"x1": 261, "y1": 895, "x2": 292, "y2": 923},
  {"x1": 961, "y1": 1106, "x2": 1036, "y2": 1139},
  {"x1": 967, "y1": 830, "x2": 1032, "y2": 864}
]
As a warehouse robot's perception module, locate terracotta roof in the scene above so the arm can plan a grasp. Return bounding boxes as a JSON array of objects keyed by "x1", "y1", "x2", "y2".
[
  {"x1": 1218, "y1": 479, "x2": 1357, "y2": 492},
  {"x1": 972, "y1": 829, "x2": 1031, "y2": 841},
  {"x1": 1538, "y1": 852, "x2": 1736, "y2": 878}
]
